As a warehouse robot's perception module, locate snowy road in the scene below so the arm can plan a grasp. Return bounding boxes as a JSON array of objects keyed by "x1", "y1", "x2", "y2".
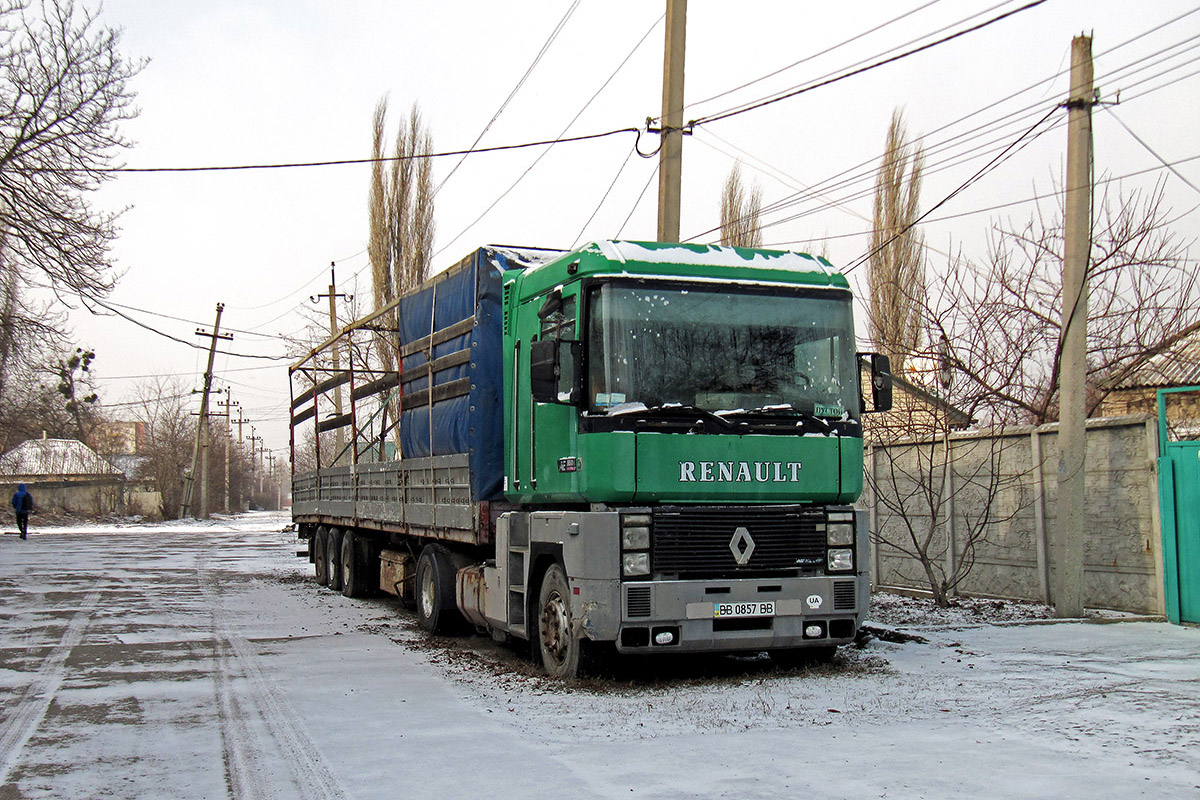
[{"x1": 1, "y1": 513, "x2": 1197, "y2": 799}]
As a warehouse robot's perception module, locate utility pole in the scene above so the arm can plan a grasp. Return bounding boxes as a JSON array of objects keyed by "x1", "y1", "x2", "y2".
[
  {"x1": 248, "y1": 432, "x2": 263, "y2": 505},
  {"x1": 233, "y1": 409, "x2": 252, "y2": 444},
  {"x1": 311, "y1": 264, "x2": 353, "y2": 465},
  {"x1": 181, "y1": 304, "x2": 232, "y2": 519},
  {"x1": 656, "y1": 0, "x2": 687, "y2": 242},
  {"x1": 1055, "y1": 34, "x2": 1094, "y2": 618},
  {"x1": 216, "y1": 391, "x2": 238, "y2": 514}
]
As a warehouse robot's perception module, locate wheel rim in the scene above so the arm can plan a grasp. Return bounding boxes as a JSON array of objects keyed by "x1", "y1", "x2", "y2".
[
  {"x1": 540, "y1": 589, "x2": 570, "y2": 666},
  {"x1": 420, "y1": 568, "x2": 435, "y2": 621}
]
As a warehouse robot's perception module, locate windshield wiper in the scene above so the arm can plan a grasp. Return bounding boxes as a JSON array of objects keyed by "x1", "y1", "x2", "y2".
[{"x1": 608, "y1": 403, "x2": 744, "y2": 431}]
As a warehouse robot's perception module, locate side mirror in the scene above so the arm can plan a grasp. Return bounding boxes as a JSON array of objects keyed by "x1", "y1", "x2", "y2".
[
  {"x1": 537, "y1": 291, "x2": 563, "y2": 321},
  {"x1": 531, "y1": 339, "x2": 582, "y2": 405},
  {"x1": 859, "y1": 352, "x2": 893, "y2": 413}
]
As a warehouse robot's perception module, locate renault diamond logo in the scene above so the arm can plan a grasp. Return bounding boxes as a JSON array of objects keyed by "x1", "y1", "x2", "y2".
[{"x1": 729, "y1": 526, "x2": 756, "y2": 565}]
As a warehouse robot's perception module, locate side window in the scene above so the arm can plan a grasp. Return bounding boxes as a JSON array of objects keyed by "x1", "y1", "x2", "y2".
[
  {"x1": 539, "y1": 296, "x2": 576, "y2": 341},
  {"x1": 531, "y1": 295, "x2": 579, "y2": 405}
]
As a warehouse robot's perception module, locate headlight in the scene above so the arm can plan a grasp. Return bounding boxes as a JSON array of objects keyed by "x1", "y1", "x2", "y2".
[
  {"x1": 622, "y1": 526, "x2": 650, "y2": 549},
  {"x1": 827, "y1": 548, "x2": 854, "y2": 572},
  {"x1": 826, "y1": 522, "x2": 854, "y2": 546},
  {"x1": 623, "y1": 552, "x2": 650, "y2": 576}
]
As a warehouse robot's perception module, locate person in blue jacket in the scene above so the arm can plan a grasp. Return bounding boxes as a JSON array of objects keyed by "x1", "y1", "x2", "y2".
[{"x1": 11, "y1": 484, "x2": 33, "y2": 539}]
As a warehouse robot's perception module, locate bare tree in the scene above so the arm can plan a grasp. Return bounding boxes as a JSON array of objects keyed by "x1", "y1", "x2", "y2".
[
  {"x1": 868, "y1": 109, "x2": 926, "y2": 374},
  {"x1": 718, "y1": 162, "x2": 762, "y2": 248},
  {"x1": 128, "y1": 376, "x2": 194, "y2": 519},
  {"x1": 869, "y1": 425, "x2": 1028, "y2": 607},
  {"x1": 927, "y1": 180, "x2": 1197, "y2": 425},
  {"x1": 0, "y1": 0, "x2": 140, "y2": 299},
  {"x1": 0, "y1": 1, "x2": 139, "y2": 442}
]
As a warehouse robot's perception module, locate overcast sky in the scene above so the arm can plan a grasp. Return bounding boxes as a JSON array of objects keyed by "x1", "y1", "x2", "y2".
[{"x1": 64, "y1": 0, "x2": 1200, "y2": 459}]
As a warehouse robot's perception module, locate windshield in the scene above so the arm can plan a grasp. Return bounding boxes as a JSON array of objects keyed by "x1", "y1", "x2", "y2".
[{"x1": 587, "y1": 282, "x2": 859, "y2": 421}]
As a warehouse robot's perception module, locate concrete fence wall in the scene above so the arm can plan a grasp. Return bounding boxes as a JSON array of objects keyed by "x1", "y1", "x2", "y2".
[{"x1": 864, "y1": 414, "x2": 1165, "y2": 614}]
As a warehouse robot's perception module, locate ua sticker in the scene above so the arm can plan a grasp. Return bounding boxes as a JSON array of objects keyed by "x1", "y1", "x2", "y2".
[{"x1": 806, "y1": 594, "x2": 823, "y2": 610}]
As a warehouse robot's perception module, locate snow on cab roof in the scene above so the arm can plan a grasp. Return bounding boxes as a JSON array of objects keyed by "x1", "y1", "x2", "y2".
[{"x1": 595, "y1": 241, "x2": 835, "y2": 276}]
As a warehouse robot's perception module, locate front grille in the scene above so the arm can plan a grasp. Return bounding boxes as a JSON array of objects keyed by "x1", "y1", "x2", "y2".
[
  {"x1": 652, "y1": 505, "x2": 826, "y2": 579},
  {"x1": 833, "y1": 580, "x2": 857, "y2": 610},
  {"x1": 626, "y1": 586, "x2": 652, "y2": 617}
]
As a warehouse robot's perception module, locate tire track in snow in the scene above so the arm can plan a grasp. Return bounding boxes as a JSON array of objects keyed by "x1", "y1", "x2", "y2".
[
  {"x1": 197, "y1": 547, "x2": 348, "y2": 800},
  {"x1": 0, "y1": 588, "x2": 101, "y2": 785}
]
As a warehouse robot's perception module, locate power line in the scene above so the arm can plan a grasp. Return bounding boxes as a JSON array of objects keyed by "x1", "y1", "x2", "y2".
[
  {"x1": 571, "y1": 143, "x2": 639, "y2": 249},
  {"x1": 617, "y1": 162, "x2": 660, "y2": 239},
  {"x1": 689, "y1": 0, "x2": 1048, "y2": 127},
  {"x1": 682, "y1": 0, "x2": 948, "y2": 116},
  {"x1": 844, "y1": 106, "x2": 1059, "y2": 275},
  {"x1": 761, "y1": 151, "x2": 1200, "y2": 248},
  {"x1": 1104, "y1": 107, "x2": 1200, "y2": 196},
  {"x1": 433, "y1": 0, "x2": 581, "y2": 197},
  {"x1": 690, "y1": 22, "x2": 1200, "y2": 246},
  {"x1": 433, "y1": 13, "x2": 663, "y2": 259},
  {"x1": 31, "y1": 128, "x2": 641, "y2": 175}
]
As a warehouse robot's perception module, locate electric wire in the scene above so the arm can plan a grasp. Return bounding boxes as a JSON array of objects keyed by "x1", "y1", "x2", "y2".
[
  {"x1": 686, "y1": 0, "x2": 1027, "y2": 124},
  {"x1": 616, "y1": 162, "x2": 660, "y2": 239},
  {"x1": 433, "y1": 13, "x2": 663, "y2": 259},
  {"x1": 843, "y1": 106, "x2": 1060, "y2": 275},
  {"x1": 689, "y1": 0, "x2": 1048, "y2": 128},
  {"x1": 686, "y1": 12, "x2": 1200, "y2": 242},
  {"x1": 1105, "y1": 107, "x2": 1200, "y2": 196},
  {"x1": 682, "y1": 0, "x2": 947, "y2": 116},
  {"x1": 692, "y1": 27, "x2": 1200, "y2": 246},
  {"x1": 571, "y1": 143, "x2": 639, "y2": 249},
  {"x1": 32, "y1": 127, "x2": 642, "y2": 175},
  {"x1": 432, "y1": 0, "x2": 581, "y2": 197}
]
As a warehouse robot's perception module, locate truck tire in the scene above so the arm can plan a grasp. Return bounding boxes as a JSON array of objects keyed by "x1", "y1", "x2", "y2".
[
  {"x1": 416, "y1": 545, "x2": 461, "y2": 634},
  {"x1": 326, "y1": 527, "x2": 344, "y2": 592},
  {"x1": 537, "y1": 564, "x2": 584, "y2": 679},
  {"x1": 341, "y1": 531, "x2": 375, "y2": 598},
  {"x1": 314, "y1": 526, "x2": 329, "y2": 586}
]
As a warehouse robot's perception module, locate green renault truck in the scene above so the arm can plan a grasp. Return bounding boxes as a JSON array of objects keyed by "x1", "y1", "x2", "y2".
[{"x1": 290, "y1": 240, "x2": 891, "y2": 678}]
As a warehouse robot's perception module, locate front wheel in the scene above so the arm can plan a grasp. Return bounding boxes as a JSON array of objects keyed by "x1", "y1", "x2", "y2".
[{"x1": 537, "y1": 564, "x2": 585, "y2": 679}]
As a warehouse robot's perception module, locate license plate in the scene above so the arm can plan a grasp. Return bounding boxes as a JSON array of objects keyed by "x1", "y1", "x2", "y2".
[{"x1": 713, "y1": 601, "x2": 775, "y2": 619}]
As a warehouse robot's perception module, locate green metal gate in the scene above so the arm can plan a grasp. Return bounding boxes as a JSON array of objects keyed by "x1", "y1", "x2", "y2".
[{"x1": 1158, "y1": 387, "x2": 1200, "y2": 624}]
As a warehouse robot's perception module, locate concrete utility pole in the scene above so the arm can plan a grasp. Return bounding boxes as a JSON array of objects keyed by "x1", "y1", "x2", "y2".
[
  {"x1": 248, "y1": 432, "x2": 263, "y2": 503},
  {"x1": 656, "y1": 0, "x2": 687, "y2": 242},
  {"x1": 311, "y1": 264, "x2": 352, "y2": 465},
  {"x1": 1055, "y1": 34, "x2": 1094, "y2": 618},
  {"x1": 181, "y1": 304, "x2": 232, "y2": 519},
  {"x1": 217, "y1": 392, "x2": 238, "y2": 514}
]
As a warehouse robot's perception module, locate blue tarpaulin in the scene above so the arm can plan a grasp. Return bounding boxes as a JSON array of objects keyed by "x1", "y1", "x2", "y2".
[{"x1": 396, "y1": 247, "x2": 557, "y2": 500}]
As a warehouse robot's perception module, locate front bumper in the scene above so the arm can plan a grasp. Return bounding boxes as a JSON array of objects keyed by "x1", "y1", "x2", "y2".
[{"x1": 610, "y1": 575, "x2": 865, "y2": 654}]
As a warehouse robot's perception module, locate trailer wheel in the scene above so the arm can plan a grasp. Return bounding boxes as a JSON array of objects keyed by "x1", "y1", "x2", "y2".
[
  {"x1": 415, "y1": 545, "x2": 460, "y2": 634},
  {"x1": 314, "y1": 526, "x2": 329, "y2": 586},
  {"x1": 537, "y1": 564, "x2": 584, "y2": 679},
  {"x1": 341, "y1": 531, "x2": 375, "y2": 598},
  {"x1": 326, "y1": 528, "x2": 344, "y2": 592}
]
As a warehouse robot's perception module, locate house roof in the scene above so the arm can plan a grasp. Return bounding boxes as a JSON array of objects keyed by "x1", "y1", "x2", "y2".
[
  {"x1": 1110, "y1": 334, "x2": 1200, "y2": 389},
  {"x1": 0, "y1": 438, "x2": 124, "y2": 478},
  {"x1": 891, "y1": 373, "x2": 975, "y2": 428}
]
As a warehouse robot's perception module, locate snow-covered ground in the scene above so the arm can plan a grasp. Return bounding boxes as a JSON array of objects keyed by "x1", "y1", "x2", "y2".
[{"x1": 1, "y1": 513, "x2": 1197, "y2": 799}]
